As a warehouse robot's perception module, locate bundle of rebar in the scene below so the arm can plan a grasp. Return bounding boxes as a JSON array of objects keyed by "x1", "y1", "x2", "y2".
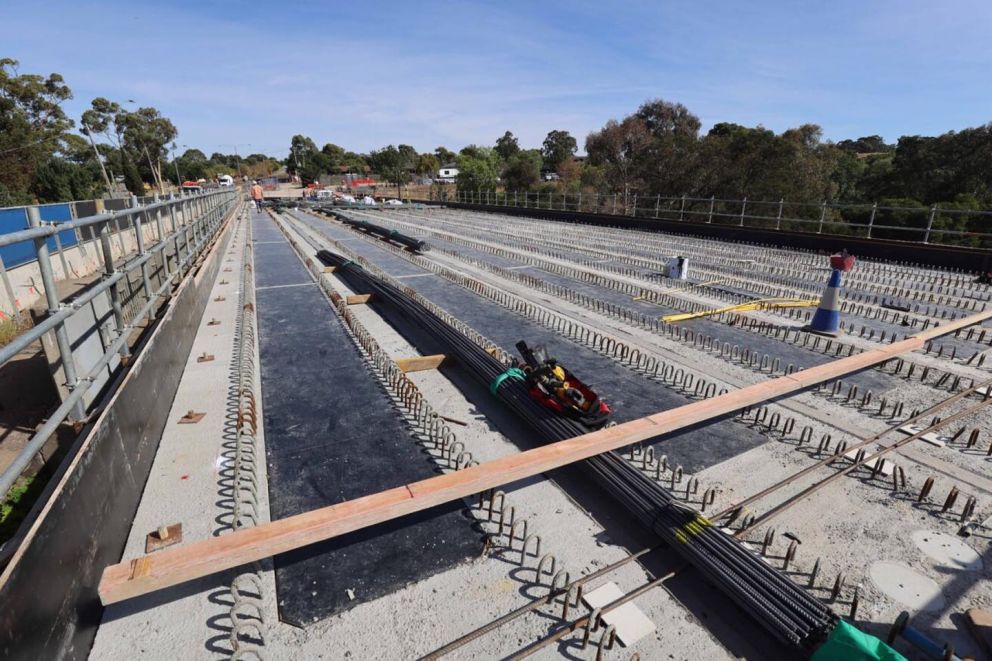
[
  {"x1": 317, "y1": 249, "x2": 837, "y2": 654},
  {"x1": 338, "y1": 217, "x2": 429, "y2": 252}
]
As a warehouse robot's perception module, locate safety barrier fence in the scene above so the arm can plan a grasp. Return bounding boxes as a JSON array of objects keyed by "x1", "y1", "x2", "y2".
[
  {"x1": 0, "y1": 194, "x2": 198, "y2": 317},
  {"x1": 451, "y1": 190, "x2": 992, "y2": 248},
  {"x1": 0, "y1": 189, "x2": 240, "y2": 500}
]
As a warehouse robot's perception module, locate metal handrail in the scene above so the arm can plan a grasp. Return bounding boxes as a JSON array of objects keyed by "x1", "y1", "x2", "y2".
[
  {"x1": 453, "y1": 190, "x2": 992, "y2": 247},
  {"x1": 0, "y1": 189, "x2": 239, "y2": 500},
  {"x1": 0, "y1": 194, "x2": 214, "y2": 248}
]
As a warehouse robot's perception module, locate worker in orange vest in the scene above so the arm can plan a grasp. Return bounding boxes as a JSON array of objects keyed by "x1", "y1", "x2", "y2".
[{"x1": 250, "y1": 181, "x2": 264, "y2": 211}]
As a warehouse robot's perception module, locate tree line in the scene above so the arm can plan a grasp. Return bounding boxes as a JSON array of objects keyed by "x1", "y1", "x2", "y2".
[
  {"x1": 582, "y1": 99, "x2": 992, "y2": 216},
  {"x1": 4, "y1": 56, "x2": 990, "y2": 232},
  {"x1": 0, "y1": 59, "x2": 279, "y2": 206},
  {"x1": 450, "y1": 100, "x2": 992, "y2": 241},
  {"x1": 282, "y1": 128, "x2": 583, "y2": 197},
  {"x1": 285, "y1": 98, "x2": 991, "y2": 231}
]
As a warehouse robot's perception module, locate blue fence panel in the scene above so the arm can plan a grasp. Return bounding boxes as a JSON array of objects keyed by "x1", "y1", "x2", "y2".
[
  {"x1": 0, "y1": 208, "x2": 33, "y2": 268},
  {"x1": 39, "y1": 204, "x2": 77, "y2": 255},
  {"x1": 0, "y1": 204, "x2": 77, "y2": 268}
]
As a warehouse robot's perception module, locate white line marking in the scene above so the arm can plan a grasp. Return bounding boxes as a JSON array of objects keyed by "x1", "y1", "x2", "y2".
[{"x1": 255, "y1": 282, "x2": 316, "y2": 291}]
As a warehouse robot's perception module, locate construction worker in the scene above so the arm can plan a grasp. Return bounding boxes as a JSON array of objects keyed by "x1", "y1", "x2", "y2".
[{"x1": 250, "y1": 180, "x2": 264, "y2": 211}]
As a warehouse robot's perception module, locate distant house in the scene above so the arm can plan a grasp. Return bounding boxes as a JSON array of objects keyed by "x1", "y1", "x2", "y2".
[{"x1": 438, "y1": 163, "x2": 459, "y2": 181}]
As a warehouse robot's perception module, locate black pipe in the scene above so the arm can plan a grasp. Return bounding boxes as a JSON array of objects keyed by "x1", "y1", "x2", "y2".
[{"x1": 338, "y1": 216, "x2": 429, "y2": 252}]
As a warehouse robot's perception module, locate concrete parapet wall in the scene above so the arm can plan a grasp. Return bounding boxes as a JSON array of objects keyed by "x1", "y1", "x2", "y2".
[{"x1": 0, "y1": 204, "x2": 239, "y2": 660}]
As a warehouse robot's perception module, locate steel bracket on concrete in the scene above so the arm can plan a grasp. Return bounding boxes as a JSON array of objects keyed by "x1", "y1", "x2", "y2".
[
  {"x1": 178, "y1": 410, "x2": 206, "y2": 424},
  {"x1": 145, "y1": 523, "x2": 183, "y2": 553}
]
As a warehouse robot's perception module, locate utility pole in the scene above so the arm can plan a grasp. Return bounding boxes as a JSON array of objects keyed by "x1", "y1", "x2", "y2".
[
  {"x1": 171, "y1": 143, "x2": 186, "y2": 190},
  {"x1": 219, "y1": 143, "x2": 251, "y2": 182},
  {"x1": 233, "y1": 143, "x2": 249, "y2": 180}
]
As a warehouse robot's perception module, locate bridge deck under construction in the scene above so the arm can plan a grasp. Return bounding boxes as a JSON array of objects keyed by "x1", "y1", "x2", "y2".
[{"x1": 24, "y1": 202, "x2": 992, "y2": 660}]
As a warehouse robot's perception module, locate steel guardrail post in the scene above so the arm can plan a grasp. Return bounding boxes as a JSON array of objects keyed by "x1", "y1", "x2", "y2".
[
  {"x1": 169, "y1": 194, "x2": 183, "y2": 274},
  {"x1": 193, "y1": 197, "x2": 201, "y2": 249},
  {"x1": 153, "y1": 198, "x2": 171, "y2": 280},
  {"x1": 186, "y1": 198, "x2": 195, "y2": 263},
  {"x1": 924, "y1": 204, "x2": 937, "y2": 244},
  {"x1": 112, "y1": 212, "x2": 127, "y2": 255},
  {"x1": 27, "y1": 206, "x2": 86, "y2": 421},
  {"x1": 49, "y1": 221, "x2": 72, "y2": 280},
  {"x1": 183, "y1": 198, "x2": 194, "y2": 255},
  {"x1": 192, "y1": 197, "x2": 202, "y2": 247},
  {"x1": 203, "y1": 194, "x2": 211, "y2": 240},
  {"x1": 132, "y1": 201, "x2": 155, "y2": 322},
  {"x1": 99, "y1": 223, "x2": 130, "y2": 358},
  {"x1": 0, "y1": 254, "x2": 20, "y2": 322}
]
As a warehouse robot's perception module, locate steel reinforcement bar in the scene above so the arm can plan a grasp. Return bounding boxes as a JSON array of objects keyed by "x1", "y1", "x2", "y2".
[
  {"x1": 314, "y1": 249, "x2": 837, "y2": 652},
  {"x1": 97, "y1": 268, "x2": 992, "y2": 636}
]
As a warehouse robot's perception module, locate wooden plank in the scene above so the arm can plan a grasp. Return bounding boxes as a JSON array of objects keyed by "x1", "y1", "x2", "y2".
[
  {"x1": 967, "y1": 608, "x2": 992, "y2": 657},
  {"x1": 345, "y1": 293, "x2": 374, "y2": 305},
  {"x1": 323, "y1": 266, "x2": 337, "y2": 273},
  {"x1": 97, "y1": 308, "x2": 992, "y2": 605},
  {"x1": 395, "y1": 354, "x2": 447, "y2": 373}
]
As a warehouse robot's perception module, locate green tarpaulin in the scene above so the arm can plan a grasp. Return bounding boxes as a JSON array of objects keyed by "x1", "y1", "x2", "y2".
[{"x1": 812, "y1": 621, "x2": 907, "y2": 661}]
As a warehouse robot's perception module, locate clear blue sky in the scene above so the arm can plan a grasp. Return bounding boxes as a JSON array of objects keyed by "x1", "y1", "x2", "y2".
[{"x1": 3, "y1": 1, "x2": 990, "y2": 158}]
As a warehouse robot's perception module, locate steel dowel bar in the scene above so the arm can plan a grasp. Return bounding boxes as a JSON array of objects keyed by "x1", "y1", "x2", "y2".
[
  {"x1": 508, "y1": 567, "x2": 682, "y2": 659},
  {"x1": 711, "y1": 377, "x2": 992, "y2": 523},
  {"x1": 419, "y1": 545, "x2": 658, "y2": 659},
  {"x1": 740, "y1": 396, "x2": 992, "y2": 534}
]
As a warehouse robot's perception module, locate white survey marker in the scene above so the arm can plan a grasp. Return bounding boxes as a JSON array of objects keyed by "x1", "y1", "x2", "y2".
[
  {"x1": 897, "y1": 424, "x2": 945, "y2": 447},
  {"x1": 582, "y1": 581, "x2": 656, "y2": 646}
]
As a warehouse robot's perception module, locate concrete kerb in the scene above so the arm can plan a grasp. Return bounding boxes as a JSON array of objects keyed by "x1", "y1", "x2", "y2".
[{"x1": 88, "y1": 206, "x2": 276, "y2": 659}]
